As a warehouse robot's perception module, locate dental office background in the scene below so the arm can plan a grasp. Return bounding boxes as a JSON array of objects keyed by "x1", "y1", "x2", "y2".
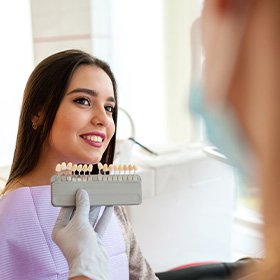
[{"x1": 0, "y1": 0, "x2": 262, "y2": 272}]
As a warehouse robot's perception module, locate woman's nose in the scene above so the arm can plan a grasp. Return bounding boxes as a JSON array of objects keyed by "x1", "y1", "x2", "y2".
[{"x1": 90, "y1": 106, "x2": 110, "y2": 127}]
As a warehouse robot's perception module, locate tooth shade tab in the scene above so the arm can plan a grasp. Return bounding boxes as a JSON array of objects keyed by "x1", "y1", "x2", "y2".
[
  {"x1": 72, "y1": 164, "x2": 77, "y2": 172},
  {"x1": 103, "y1": 164, "x2": 108, "y2": 173},
  {"x1": 97, "y1": 162, "x2": 103, "y2": 170},
  {"x1": 123, "y1": 165, "x2": 128, "y2": 173},
  {"x1": 61, "y1": 162, "x2": 67, "y2": 171},
  {"x1": 88, "y1": 164, "x2": 93, "y2": 173},
  {"x1": 66, "y1": 162, "x2": 72, "y2": 170},
  {"x1": 55, "y1": 164, "x2": 61, "y2": 173},
  {"x1": 133, "y1": 165, "x2": 138, "y2": 173},
  {"x1": 118, "y1": 165, "x2": 123, "y2": 173},
  {"x1": 77, "y1": 164, "x2": 83, "y2": 173},
  {"x1": 109, "y1": 164, "x2": 113, "y2": 174},
  {"x1": 82, "y1": 164, "x2": 88, "y2": 173}
]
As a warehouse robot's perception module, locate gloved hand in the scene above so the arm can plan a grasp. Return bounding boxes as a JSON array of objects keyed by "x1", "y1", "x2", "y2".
[{"x1": 52, "y1": 189, "x2": 112, "y2": 280}]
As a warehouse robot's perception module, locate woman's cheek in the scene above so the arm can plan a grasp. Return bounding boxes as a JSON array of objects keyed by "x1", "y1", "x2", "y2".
[{"x1": 109, "y1": 121, "x2": 116, "y2": 139}]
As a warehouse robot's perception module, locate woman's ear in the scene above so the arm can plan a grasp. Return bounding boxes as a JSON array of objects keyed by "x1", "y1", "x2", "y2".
[{"x1": 31, "y1": 112, "x2": 43, "y2": 130}]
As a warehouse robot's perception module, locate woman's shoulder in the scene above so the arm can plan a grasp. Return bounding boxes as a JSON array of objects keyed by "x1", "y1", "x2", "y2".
[{"x1": 2, "y1": 180, "x2": 24, "y2": 194}]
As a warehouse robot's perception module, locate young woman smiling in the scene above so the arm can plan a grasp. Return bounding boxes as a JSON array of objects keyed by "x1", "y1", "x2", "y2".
[{"x1": 0, "y1": 49, "x2": 158, "y2": 280}]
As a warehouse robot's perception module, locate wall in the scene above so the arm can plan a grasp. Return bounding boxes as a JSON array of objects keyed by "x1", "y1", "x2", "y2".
[
  {"x1": 164, "y1": 0, "x2": 202, "y2": 144},
  {"x1": 29, "y1": 0, "x2": 202, "y2": 147},
  {"x1": 0, "y1": 0, "x2": 34, "y2": 166},
  {"x1": 31, "y1": 0, "x2": 92, "y2": 63},
  {"x1": 0, "y1": 1, "x2": 203, "y2": 166}
]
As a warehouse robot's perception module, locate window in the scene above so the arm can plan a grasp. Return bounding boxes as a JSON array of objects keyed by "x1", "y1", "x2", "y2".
[
  {"x1": 91, "y1": 0, "x2": 204, "y2": 147},
  {"x1": 235, "y1": 176, "x2": 262, "y2": 224}
]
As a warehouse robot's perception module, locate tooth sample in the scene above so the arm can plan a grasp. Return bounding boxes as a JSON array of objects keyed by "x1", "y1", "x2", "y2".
[
  {"x1": 103, "y1": 164, "x2": 108, "y2": 173},
  {"x1": 113, "y1": 164, "x2": 118, "y2": 174},
  {"x1": 88, "y1": 164, "x2": 93, "y2": 173},
  {"x1": 61, "y1": 162, "x2": 67, "y2": 171},
  {"x1": 118, "y1": 164, "x2": 123, "y2": 174},
  {"x1": 133, "y1": 165, "x2": 138, "y2": 174},
  {"x1": 109, "y1": 164, "x2": 113, "y2": 174},
  {"x1": 82, "y1": 164, "x2": 88, "y2": 173},
  {"x1": 128, "y1": 164, "x2": 133, "y2": 174},
  {"x1": 72, "y1": 164, "x2": 77, "y2": 173},
  {"x1": 55, "y1": 163, "x2": 61, "y2": 173},
  {"x1": 66, "y1": 162, "x2": 72, "y2": 175},
  {"x1": 77, "y1": 164, "x2": 83, "y2": 174},
  {"x1": 97, "y1": 162, "x2": 103, "y2": 174},
  {"x1": 123, "y1": 164, "x2": 128, "y2": 174}
]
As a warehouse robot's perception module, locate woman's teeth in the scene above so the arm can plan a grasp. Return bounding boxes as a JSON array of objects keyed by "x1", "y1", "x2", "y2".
[{"x1": 83, "y1": 135, "x2": 103, "y2": 143}]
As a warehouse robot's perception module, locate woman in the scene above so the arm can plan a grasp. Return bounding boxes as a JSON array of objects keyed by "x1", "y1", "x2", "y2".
[{"x1": 0, "y1": 49, "x2": 158, "y2": 280}]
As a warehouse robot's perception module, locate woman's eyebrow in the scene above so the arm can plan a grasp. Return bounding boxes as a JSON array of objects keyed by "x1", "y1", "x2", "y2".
[{"x1": 67, "y1": 87, "x2": 115, "y2": 102}]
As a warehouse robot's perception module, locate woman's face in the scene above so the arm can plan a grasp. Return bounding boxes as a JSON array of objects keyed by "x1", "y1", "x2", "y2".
[{"x1": 46, "y1": 64, "x2": 116, "y2": 165}]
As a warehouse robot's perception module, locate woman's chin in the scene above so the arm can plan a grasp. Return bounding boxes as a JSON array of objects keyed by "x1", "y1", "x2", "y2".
[
  {"x1": 82, "y1": 156, "x2": 102, "y2": 165},
  {"x1": 64, "y1": 157, "x2": 100, "y2": 165}
]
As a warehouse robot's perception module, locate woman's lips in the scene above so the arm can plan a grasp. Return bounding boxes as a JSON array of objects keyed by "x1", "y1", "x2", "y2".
[{"x1": 80, "y1": 132, "x2": 106, "y2": 148}]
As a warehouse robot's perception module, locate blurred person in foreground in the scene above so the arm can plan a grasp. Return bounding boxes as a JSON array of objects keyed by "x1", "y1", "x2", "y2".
[{"x1": 190, "y1": 0, "x2": 280, "y2": 278}]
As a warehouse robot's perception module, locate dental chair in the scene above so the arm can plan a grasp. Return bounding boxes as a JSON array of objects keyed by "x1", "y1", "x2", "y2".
[{"x1": 155, "y1": 258, "x2": 260, "y2": 280}]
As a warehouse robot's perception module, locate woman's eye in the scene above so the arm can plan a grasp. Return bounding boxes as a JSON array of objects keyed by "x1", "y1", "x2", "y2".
[
  {"x1": 74, "y1": 97, "x2": 90, "y2": 106},
  {"x1": 105, "y1": 105, "x2": 114, "y2": 113}
]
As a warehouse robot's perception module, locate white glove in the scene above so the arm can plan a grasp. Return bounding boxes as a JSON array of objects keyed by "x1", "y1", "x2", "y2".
[{"x1": 52, "y1": 189, "x2": 112, "y2": 280}]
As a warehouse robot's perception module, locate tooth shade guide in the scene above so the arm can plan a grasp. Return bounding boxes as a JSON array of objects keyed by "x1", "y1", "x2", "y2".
[
  {"x1": 51, "y1": 172, "x2": 142, "y2": 207},
  {"x1": 55, "y1": 162, "x2": 139, "y2": 182}
]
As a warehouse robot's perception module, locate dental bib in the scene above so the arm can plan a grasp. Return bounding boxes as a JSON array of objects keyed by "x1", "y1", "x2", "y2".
[{"x1": 0, "y1": 186, "x2": 129, "y2": 280}]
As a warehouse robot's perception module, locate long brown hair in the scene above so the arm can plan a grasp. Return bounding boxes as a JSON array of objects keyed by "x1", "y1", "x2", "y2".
[{"x1": 4, "y1": 49, "x2": 118, "y2": 192}]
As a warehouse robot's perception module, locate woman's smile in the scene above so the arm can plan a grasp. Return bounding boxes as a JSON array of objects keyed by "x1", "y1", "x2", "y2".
[{"x1": 80, "y1": 131, "x2": 106, "y2": 148}]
